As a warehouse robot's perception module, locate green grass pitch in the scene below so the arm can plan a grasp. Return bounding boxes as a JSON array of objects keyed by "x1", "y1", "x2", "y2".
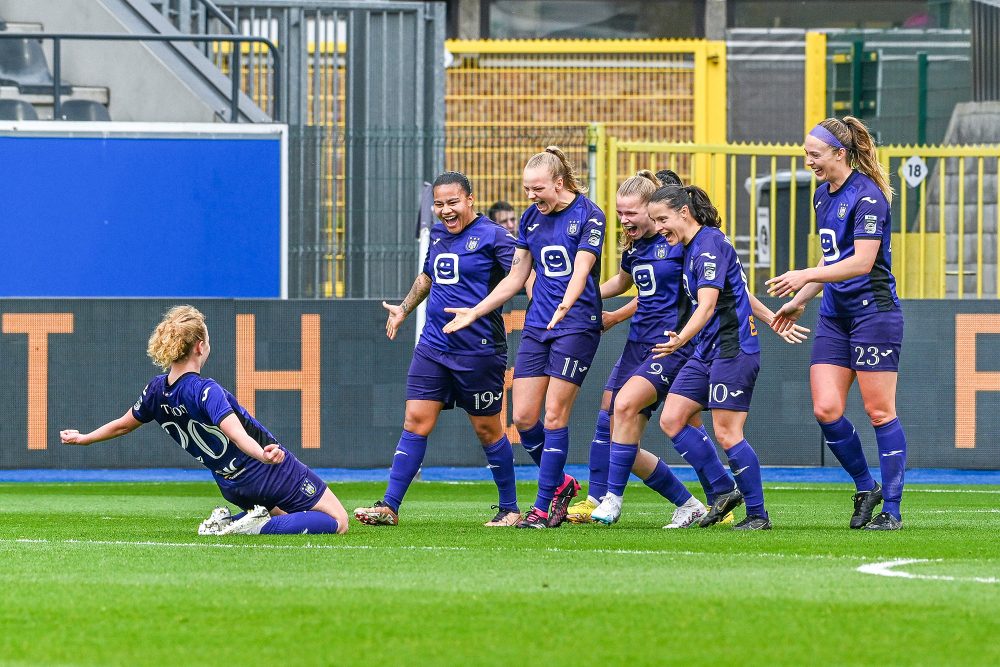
[{"x1": 1, "y1": 480, "x2": 997, "y2": 666}]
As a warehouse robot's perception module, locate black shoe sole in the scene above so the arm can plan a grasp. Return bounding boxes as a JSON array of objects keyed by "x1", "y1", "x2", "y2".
[
  {"x1": 849, "y1": 484, "x2": 883, "y2": 529},
  {"x1": 699, "y1": 489, "x2": 744, "y2": 527}
]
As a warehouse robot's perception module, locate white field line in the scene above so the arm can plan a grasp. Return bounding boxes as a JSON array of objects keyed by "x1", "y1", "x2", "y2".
[
  {"x1": 764, "y1": 485, "x2": 1000, "y2": 494},
  {"x1": 856, "y1": 559, "x2": 999, "y2": 584}
]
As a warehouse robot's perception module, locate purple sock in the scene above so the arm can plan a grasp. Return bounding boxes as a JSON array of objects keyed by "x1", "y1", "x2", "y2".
[
  {"x1": 383, "y1": 429, "x2": 427, "y2": 512},
  {"x1": 642, "y1": 458, "x2": 693, "y2": 506},
  {"x1": 695, "y1": 425, "x2": 718, "y2": 504},
  {"x1": 875, "y1": 418, "x2": 907, "y2": 519},
  {"x1": 587, "y1": 409, "x2": 612, "y2": 499},
  {"x1": 261, "y1": 511, "x2": 339, "y2": 534},
  {"x1": 606, "y1": 441, "x2": 638, "y2": 497},
  {"x1": 519, "y1": 421, "x2": 545, "y2": 466},
  {"x1": 726, "y1": 440, "x2": 766, "y2": 518},
  {"x1": 820, "y1": 416, "x2": 876, "y2": 492},
  {"x1": 484, "y1": 435, "x2": 518, "y2": 512},
  {"x1": 671, "y1": 425, "x2": 733, "y2": 498},
  {"x1": 533, "y1": 427, "x2": 569, "y2": 511}
]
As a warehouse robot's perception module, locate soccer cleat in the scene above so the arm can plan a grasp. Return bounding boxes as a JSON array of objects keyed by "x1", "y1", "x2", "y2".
[
  {"x1": 484, "y1": 506, "x2": 521, "y2": 527},
  {"x1": 546, "y1": 475, "x2": 581, "y2": 528},
  {"x1": 719, "y1": 510, "x2": 735, "y2": 525},
  {"x1": 698, "y1": 487, "x2": 744, "y2": 527},
  {"x1": 198, "y1": 506, "x2": 233, "y2": 535},
  {"x1": 590, "y1": 493, "x2": 623, "y2": 525},
  {"x1": 850, "y1": 482, "x2": 883, "y2": 529},
  {"x1": 733, "y1": 514, "x2": 772, "y2": 530},
  {"x1": 664, "y1": 498, "x2": 708, "y2": 529},
  {"x1": 864, "y1": 512, "x2": 902, "y2": 531},
  {"x1": 516, "y1": 507, "x2": 549, "y2": 529},
  {"x1": 566, "y1": 496, "x2": 599, "y2": 524},
  {"x1": 354, "y1": 500, "x2": 399, "y2": 526},
  {"x1": 218, "y1": 505, "x2": 271, "y2": 535}
]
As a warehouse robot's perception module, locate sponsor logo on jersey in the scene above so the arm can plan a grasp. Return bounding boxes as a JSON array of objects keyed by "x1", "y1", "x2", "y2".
[
  {"x1": 837, "y1": 201, "x2": 849, "y2": 219},
  {"x1": 568, "y1": 221, "x2": 580, "y2": 235},
  {"x1": 861, "y1": 196, "x2": 878, "y2": 204},
  {"x1": 656, "y1": 245, "x2": 667, "y2": 259},
  {"x1": 465, "y1": 236, "x2": 480, "y2": 251},
  {"x1": 865, "y1": 222, "x2": 877, "y2": 234},
  {"x1": 527, "y1": 223, "x2": 540, "y2": 232},
  {"x1": 700, "y1": 252, "x2": 717, "y2": 259},
  {"x1": 588, "y1": 230, "x2": 602, "y2": 247},
  {"x1": 704, "y1": 262, "x2": 716, "y2": 280},
  {"x1": 301, "y1": 479, "x2": 318, "y2": 496},
  {"x1": 588, "y1": 217, "x2": 603, "y2": 227}
]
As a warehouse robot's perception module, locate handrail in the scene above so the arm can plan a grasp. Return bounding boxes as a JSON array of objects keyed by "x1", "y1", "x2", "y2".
[
  {"x1": 0, "y1": 32, "x2": 280, "y2": 123},
  {"x1": 194, "y1": 0, "x2": 238, "y2": 34}
]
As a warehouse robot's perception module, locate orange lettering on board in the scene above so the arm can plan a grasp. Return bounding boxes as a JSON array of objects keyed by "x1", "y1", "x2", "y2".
[
  {"x1": 501, "y1": 310, "x2": 526, "y2": 443},
  {"x1": 235, "y1": 314, "x2": 321, "y2": 448},
  {"x1": 954, "y1": 314, "x2": 1000, "y2": 449},
  {"x1": 2, "y1": 313, "x2": 74, "y2": 450}
]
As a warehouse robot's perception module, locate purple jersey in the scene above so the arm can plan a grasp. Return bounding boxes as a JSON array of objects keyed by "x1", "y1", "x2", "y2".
[
  {"x1": 814, "y1": 171, "x2": 900, "y2": 317},
  {"x1": 620, "y1": 233, "x2": 691, "y2": 343},
  {"x1": 132, "y1": 372, "x2": 276, "y2": 480},
  {"x1": 681, "y1": 226, "x2": 760, "y2": 360},
  {"x1": 422, "y1": 215, "x2": 514, "y2": 355},
  {"x1": 516, "y1": 194, "x2": 605, "y2": 332}
]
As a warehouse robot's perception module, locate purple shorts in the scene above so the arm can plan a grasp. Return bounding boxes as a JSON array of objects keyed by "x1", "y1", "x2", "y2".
[
  {"x1": 604, "y1": 356, "x2": 622, "y2": 392},
  {"x1": 608, "y1": 341, "x2": 690, "y2": 418},
  {"x1": 216, "y1": 449, "x2": 327, "y2": 514},
  {"x1": 513, "y1": 326, "x2": 601, "y2": 386},
  {"x1": 811, "y1": 310, "x2": 903, "y2": 372},
  {"x1": 406, "y1": 343, "x2": 507, "y2": 416},
  {"x1": 669, "y1": 351, "x2": 761, "y2": 412}
]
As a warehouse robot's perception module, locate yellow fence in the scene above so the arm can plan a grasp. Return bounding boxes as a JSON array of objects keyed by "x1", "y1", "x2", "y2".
[
  {"x1": 597, "y1": 134, "x2": 1000, "y2": 298},
  {"x1": 445, "y1": 39, "x2": 726, "y2": 217}
]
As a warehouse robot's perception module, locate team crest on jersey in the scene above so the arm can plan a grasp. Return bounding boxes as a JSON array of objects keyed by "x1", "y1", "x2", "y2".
[
  {"x1": 301, "y1": 479, "x2": 317, "y2": 497},
  {"x1": 588, "y1": 230, "x2": 602, "y2": 247},
  {"x1": 465, "y1": 236, "x2": 480, "y2": 251},
  {"x1": 837, "y1": 202, "x2": 849, "y2": 220},
  {"x1": 567, "y1": 221, "x2": 580, "y2": 235},
  {"x1": 655, "y1": 245, "x2": 667, "y2": 259}
]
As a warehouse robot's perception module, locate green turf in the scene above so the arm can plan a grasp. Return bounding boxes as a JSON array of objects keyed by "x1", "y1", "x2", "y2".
[{"x1": 1, "y1": 480, "x2": 997, "y2": 666}]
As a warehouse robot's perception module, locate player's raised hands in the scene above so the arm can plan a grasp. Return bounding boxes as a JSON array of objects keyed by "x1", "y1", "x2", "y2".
[
  {"x1": 765, "y1": 270, "x2": 809, "y2": 298},
  {"x1": 261, "y1": 444, "x2": 285, "y2": 465},
  {"x1": 443, "y1": 307, "x2": 477, "y2": 333},
  {"x1": 60, "y1": 429, "x2": 85, "y2": 445},
  {"x1": 776, "y1": 322, "x2": 810, "y2": 344},
  {"x1": 770, "y1": 302, "x2": 806, "y2": 334},
  {"x1": 382, "y1": 301, "x2": 406, "y2": 340}
]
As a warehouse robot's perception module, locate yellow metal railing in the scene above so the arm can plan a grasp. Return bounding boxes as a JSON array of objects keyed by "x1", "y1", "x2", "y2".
[{"x1": 599, "y1": 134, "x2": 1000, "y2": 298}]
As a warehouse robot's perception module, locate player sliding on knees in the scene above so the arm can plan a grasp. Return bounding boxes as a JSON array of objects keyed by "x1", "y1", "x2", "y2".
[
  {"x1": 354, "y1": 171, "x2": 522, "y2": 528},
  {"x1": 60, "y1": 305, "x2": 350, "y2": 536}
]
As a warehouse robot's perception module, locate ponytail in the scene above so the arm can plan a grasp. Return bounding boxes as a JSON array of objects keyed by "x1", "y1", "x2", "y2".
[
  {"x1": 649, "y1": 185, "x2": 722, "y2": 229},
  {"x1": 817, "y1": 116, "x2": 894, "y2": 203},
  {"x1": 525, "y1": 145, "x2": 587, "y2": 194}
]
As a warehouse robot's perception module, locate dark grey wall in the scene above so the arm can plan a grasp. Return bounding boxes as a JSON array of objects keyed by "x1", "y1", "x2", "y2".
[{"x1": 1, "y1": 298, "x2": 997, "y2": 470}]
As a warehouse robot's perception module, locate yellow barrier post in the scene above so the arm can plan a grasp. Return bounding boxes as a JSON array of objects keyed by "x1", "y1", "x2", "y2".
[{"x1": 804, "y1": 32, "x2": 828, "y2": 134}]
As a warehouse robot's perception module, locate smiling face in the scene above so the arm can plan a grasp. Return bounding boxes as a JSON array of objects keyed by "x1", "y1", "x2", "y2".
[
  {"x1": 433, "y1": 182, "x2": 476, "y2": 234},
  {"x1": 649, "y1": 200, "x2": 695, "y2": 246},
  {"x1": 804, "y1": 133, "x2": 849, "y2": 185},
  {"x1": 493, "y1": 210, "x2": 517, "y2": 234},
  {"x1": 522, "y1": 165, "x2": 563, "y2": 214},
  {"x1": 616, "y1": 193, "x2": 654, "y2": 242}
]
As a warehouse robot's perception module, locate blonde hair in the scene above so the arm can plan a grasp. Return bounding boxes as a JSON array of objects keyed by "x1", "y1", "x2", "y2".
[
  {"x1": 524, "y1": 145, "x2": 587, "y2": 194},
  {"x1": 818, "y1": 116, "x2": 894, "y2": 203},
  {"x1": 616, "y1": 169, "x2": 661, "y2": 252},
  {"x1": 147, "y1": 305, "x2": 208, "y2": 371}
]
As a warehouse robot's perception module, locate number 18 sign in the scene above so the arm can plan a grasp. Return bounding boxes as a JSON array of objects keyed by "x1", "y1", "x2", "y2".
[{"x1": 902, "y1": 155, "x2": 928, "y2": 188}]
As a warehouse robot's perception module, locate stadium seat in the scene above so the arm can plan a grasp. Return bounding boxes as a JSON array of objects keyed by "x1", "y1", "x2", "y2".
[
  {"x1": 57, "y1": 99, "x2": 111, "y2": 121},
  {"x1": 0, "y1": 98, "x2": 39, "y2": 120},
  {"x1": 0, "y1": 36, "x2": 54, "y2": 88}
]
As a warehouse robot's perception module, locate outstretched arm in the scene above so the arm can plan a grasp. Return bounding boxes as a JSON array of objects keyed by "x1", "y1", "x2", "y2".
[
  {"x1": 444, "y1": 248, "x2": 533, "y2": 333},
  {"x1": 61, "y1": 411, "x2": 142, "y2": 446},
  {"x1": 219, "y1": 414, "x2": 285, "y2": 464},
  {"x1": 652, "y1": 287, "x2": 719, "y2": 358},
  {"x1": 547, "y1": 251, "x2": 599, "y2": 329},
  {"x1": 383, "y1": 273, "x2": 432, "y2": 340},
  {"x1": 748, "y1": 293, "x2": 809, "y2": 344}
]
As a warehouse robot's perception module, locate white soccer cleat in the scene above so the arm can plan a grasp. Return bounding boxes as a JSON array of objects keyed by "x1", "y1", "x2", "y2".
[
  {"x1": 590, "y1": 493, "x2": 623, "y2": 526},
  {"x1": 664, "y1": 497, "x2": 708, "y2": 529},
  {"x1": 218, "y1": 505, "x2": 271, "y2": 535},
  {"x1": 198, "y1": 506, "x2": 233, "y2": 535}
]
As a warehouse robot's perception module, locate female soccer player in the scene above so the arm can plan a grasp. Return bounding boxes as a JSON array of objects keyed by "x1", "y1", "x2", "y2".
[
  {"x1": 766, "y1": 116, "x2": 906, "y2": 531},
  {"x1": 60, "y1": 305, "x2": 350, "y2": 536},
  {"x1": 651, "y1": 185, "x2": 808, "y2": 530},
  {"x1": 444, "y1": 146, "x2": 605, "y2": 529},
  {"x1": 354, "y1": 171, "x2": 521, "y2": 527},
  {"x1": 567, "y1": 170, "x2": 709, "y2": 528}
]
